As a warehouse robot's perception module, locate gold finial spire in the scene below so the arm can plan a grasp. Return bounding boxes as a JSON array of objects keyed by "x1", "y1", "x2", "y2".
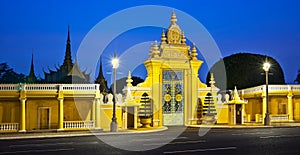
[
  {"x1": 191, "y1": 43, "x2": 198, "y2": 60},
  {"x1": 152, "y1": 40, "x2": 160, "y2": 58},
  {"x1": 233, "y1": 86, "x2": 241, "y2": 101},
  {"x1": 181, "y1": 31, "x2": 186, "y2": 44},
  {"x1": 148, "y1": 43, "x2": 154, "y2": 58},
  {"x1": 161, "y1": 29, "x2": 167, "y2": 44},
  {"x1": 126, "y1": 71, "x2": 133, "y2": 86},
  {"x1": 170, "y1": 10, "x2": 177, "y2": 24},
  {"x1": 209, "y1": 73, "x2": 215, "y2": 87}
]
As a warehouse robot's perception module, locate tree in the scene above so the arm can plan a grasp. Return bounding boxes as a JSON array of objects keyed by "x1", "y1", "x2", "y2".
[
  {"x1": 0, "y1": 62, "x2": 26, "y2": 84},
  {"x1": 0, "y1": 62, "x2": 24, "y2": 83},
  {"x1": 206, "y1": 53, "x2": 285, "y2": 90}
]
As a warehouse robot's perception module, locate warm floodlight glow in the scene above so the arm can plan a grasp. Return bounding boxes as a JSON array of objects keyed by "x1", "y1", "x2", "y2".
[
  {"x1": 111, "y1": 55, "x2": 119, "y2": 69},
  {"x1": 263, "y1": 61, "x2": 271, "y2": 72}
]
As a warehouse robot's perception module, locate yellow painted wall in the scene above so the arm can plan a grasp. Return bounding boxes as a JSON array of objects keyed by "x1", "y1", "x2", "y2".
[
  {"x1": 66, "y1": 98, "x2": 93, "y2": 121},
  {"x1": 269, "y1": 97, "x2": 288, "y2": 115},
  {"x1": 245, "y1": 98, "x2": 262, "y2": 121},
  {"x1": 294, "y1": 98, "x2": 300, "y2": 120},
  {"x1": 26, "y1": 98, "x2": 58, "y2": 130},
  {"x1": 0, "y1": 100, "x2": 20, "y2": 123},
  {"x1": 100, "y1": 104, "x2": 122, "y2": 131},
  {"x1": 216, "y1": 105, "x2": 228, "y2": 124}
]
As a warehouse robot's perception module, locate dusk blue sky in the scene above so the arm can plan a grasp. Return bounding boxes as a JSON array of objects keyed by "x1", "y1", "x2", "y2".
[{"x1": 1, "y1": 0, "x2": 300, "y2": 85}]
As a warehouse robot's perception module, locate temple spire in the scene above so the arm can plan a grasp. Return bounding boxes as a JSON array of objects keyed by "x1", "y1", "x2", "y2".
[
  {"x1": 62, "y1": 25, "x2": 73, "y2": 70},
  {"x1": 29, "y1": 53, "x2": 35, "y2": 76},
  {"x1": 191, "y1": 43, "x2": 198, "y2": 60},
  {"x1": 170, "y1": 10, "x2": 177, "y2": 24},
  {"x1": 67, "y1": 25, "x2": 70, "y2": 44},
  {"x1": 95, "y1": 56, "x2": 108, "y2": 93},
  {"x1": 160, "y1": 29, "x2": 167, "y2": 44},
  {"x1": 26, "y1": 53, "x2": 37, "y2": 83},
  {"x1": 126, "y1": 71, "x2": 133, "y2": 87}
]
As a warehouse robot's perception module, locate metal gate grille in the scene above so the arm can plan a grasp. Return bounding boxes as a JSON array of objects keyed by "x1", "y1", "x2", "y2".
[{"x1": 162, "y1": 70, "x2": 184, "y2": 125}]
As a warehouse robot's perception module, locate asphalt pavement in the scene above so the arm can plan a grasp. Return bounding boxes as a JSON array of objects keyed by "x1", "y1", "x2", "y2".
[
  {"x1": 1, "y1": 126, "x2": 300, "y2": 154},
  {"x1": 1, "y1": 122, "x2": 300, "y2": 140}
]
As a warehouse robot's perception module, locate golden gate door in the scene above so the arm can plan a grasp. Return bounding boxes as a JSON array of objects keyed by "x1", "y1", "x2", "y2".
[{"x1": 162, "y1": 70, "x2": 184, "y2": 126}]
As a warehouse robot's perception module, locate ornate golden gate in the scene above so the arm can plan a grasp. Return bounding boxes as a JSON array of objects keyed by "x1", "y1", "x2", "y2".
[{"x1": 162, "y1": 70, "x2": 184, "y2": 125}]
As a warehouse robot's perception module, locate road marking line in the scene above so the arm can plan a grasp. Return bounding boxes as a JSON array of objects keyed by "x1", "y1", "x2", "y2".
[
  {"x1": 9, "y1": 141, "x2": 98, "y2": 148},
  {"x1": 144, "y1": 140, "x2": 206, "y2": 146},
  {"x1": 163, "y1": 146, "x2": 237, "y2": 154},
  {"x1": 131, "y1": 138, "x2": 172, "y2": 142},
  {"x1": 73, "y1": 141, "x2": 99, "y2": 145},
  {"x1": 232, "y1": 132, "x2": 273, "y2": 136},
  {"x1": 175, "y1": 136, "x2": 188, "y2": 139},
  {"x1": 143, "y1": 142, "x2": 168, "y2": 146},
  {"x1": 260, "y1": 134, "x2": 300, "y2": 139},
  {"x1": 134, "y1": 133, "x2": 164, "y2": 137},
  {"x1": 170, "y1": 140, "x2": 206, "y2": 144},
  {"x1": 0, "y1": 148, "x2": 74, "y2": 154},
  {"x1": 9, "y1": 142, "x2": 74, "y2": 148}
]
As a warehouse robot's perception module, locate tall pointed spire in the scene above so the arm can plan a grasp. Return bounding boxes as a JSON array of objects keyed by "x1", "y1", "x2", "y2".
[
  {"x1": 29, "y1": 53, "x2": 35, "y2": 76},
  {"x1": 95, "y1": 56, "x2": 108, "y2": 93},
  {"x1": 167, "y1": 10, "x2": 182, "y2": 45},
  {"x1": 191, "y1": 43, "x2": 198, "y2": 60},
  {"x1": 160, "y1": 29, "x2": 167, "y2": 44},
  {"x1": 98, "y1": 56, "x2": 105, "y2": 79},
  {"x1": 67, "y1": 25, "x2": 70, "y2": 44},
  {"x1": 209, "y1": 73, "x2": 215, "y2": 87},
  {"x1": 152, "y1": 40, "x2": 160, "y2": 58},
  {"x1": 27, "y1": 53, "x2": 37, "y2": 83},
  {"x1": 126, "y1": 71, "x2": 133, "y2": 87},
  {"x1": 62, "y1": 25, "x2": 73, "y2": 70},
  {"x1": 170, "y1": 10, "x2": 177, "y2": 24}
]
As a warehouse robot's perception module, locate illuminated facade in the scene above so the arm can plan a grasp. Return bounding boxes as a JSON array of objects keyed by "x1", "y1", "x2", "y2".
[
  {"x1": 123, "y1": 11, "x2": 217, "y2": 127},
  {"x1": 239, "y1": 85, "x2": 300, "y2": 124},
  {"x1": 1, "y1": 11, "x2": 300, "y2": 133}
]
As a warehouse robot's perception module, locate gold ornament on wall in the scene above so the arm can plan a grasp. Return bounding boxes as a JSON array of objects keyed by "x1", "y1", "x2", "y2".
[
  {"x1": 164, "y1": 94, "x2": 171, "y2": 102},
  {"x1": 175, "y1": 94, "x2": 182, "y2": 102}
]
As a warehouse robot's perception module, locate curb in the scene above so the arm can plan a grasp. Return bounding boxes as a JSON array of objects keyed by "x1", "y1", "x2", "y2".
[
  {"x1": 189, "y1": 124, "x2": 300, "y2": 129},
  {"x1": 1, "y1": 125, "x2": 300, "y2": 140},
  {"x1": 0, "y1": 127, "x2": 168, "y2": 140}
]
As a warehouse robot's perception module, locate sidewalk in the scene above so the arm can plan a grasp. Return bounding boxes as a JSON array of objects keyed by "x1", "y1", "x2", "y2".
[
  {"x1": 190, "y1": 122, "x2": 300, "y2": 128},
  {"x1": 1, "y1": 123, "x2": 300, "y2": 140},
  {"x1": 0, "y1": 126, "x2": 168, "y2": 140}
]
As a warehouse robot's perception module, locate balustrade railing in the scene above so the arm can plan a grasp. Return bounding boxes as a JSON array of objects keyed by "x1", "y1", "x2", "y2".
[
  {"x1": 0, "y1": 123, "x2": 19, "y2": 131},
  {"x1": 0, "y1": 84, "x2": 100, "y2": 91},
  {"x1": 0, "y1": 84, "x2": 19, "y2": 91},
  {"x1": 62, "y1": 84, "x2": 97, "y2": 91},
  {"x1": 239, "y1": 85, "x2": 300, "y2": 95},
  {"x1": 268, "y1": 85, "x2": 289, "y2": 91},
  {"x1": 241, "y1": 85, "x2": 263, "y2": 95},
  {"x1": 291, "y1": 85, "x2": 300, "y2": 91},
  {"x1": 63, "y1": 121, "x2": 94, "y2": 129},
  {"x1": 25, "y1": 84, "x2": 58, "y2": 91},
  {"x1": 270, "y1": 115, "x2": 289, "y2": 121}
]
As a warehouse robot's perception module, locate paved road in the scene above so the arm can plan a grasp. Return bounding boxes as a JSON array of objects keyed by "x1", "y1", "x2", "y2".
[{"x1": 1, "y1": 127, "x2": 300, "y2": 154}]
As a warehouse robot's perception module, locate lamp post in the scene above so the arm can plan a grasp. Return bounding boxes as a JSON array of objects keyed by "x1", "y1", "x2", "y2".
[
  {"x1": 263, "y1": 58, "x2": 271, "y2": 126},
  {"x1": 110, "y1": 54, "x2": 119, "y2": 132}
]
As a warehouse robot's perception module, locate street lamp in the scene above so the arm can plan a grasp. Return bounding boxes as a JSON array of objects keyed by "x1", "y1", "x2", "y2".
[
  {"x1": 263, "y1": 58, "x2": 271, "y2": 126},
  {"x1": 110, "y1": 53, "x2": 119, "y2": 132}
]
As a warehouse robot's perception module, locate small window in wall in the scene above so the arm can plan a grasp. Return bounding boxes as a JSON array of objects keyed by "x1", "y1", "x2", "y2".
[{"x1": 278, "y1": 103, "x2": 287, "y2": 114}]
